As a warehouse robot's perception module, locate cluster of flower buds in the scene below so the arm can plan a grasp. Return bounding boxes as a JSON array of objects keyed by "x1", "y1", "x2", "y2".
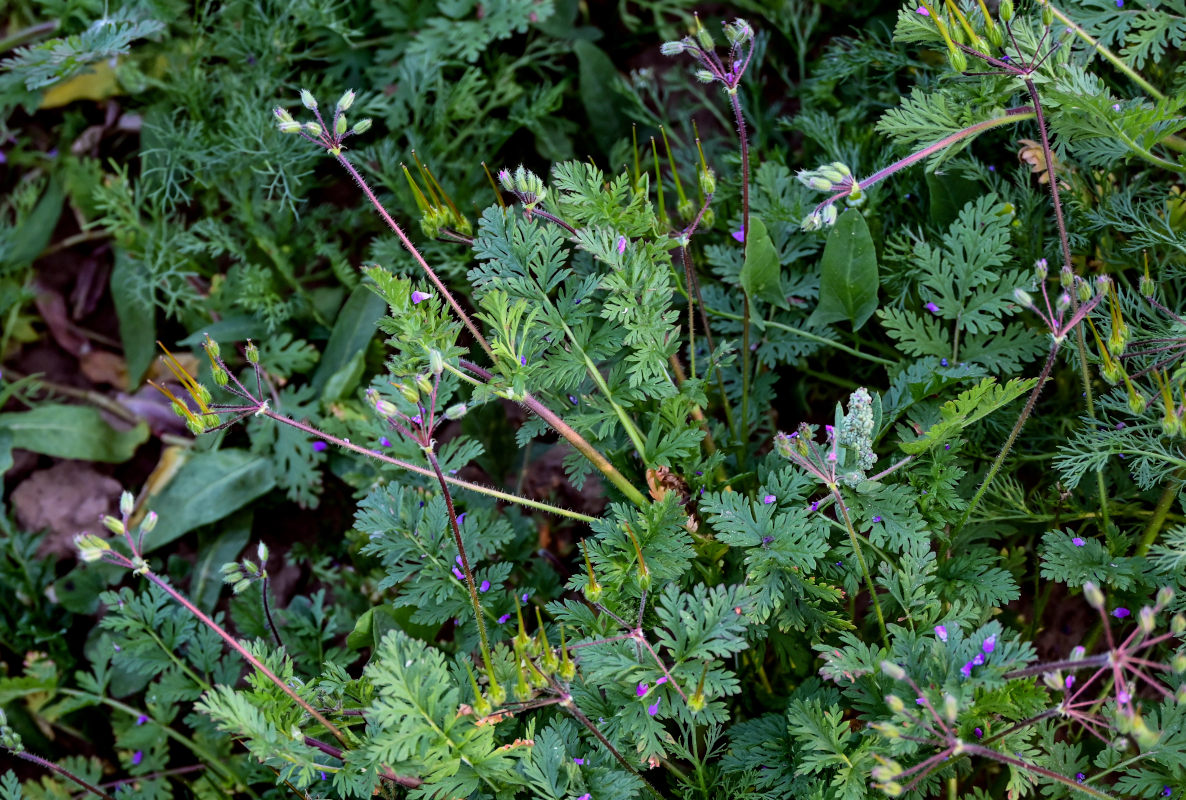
[
  {"x1": 797, "y1": 162, "x2": 854, "y2": 195},
  {"x1": 403, "y1": 156, "x2": 471, "y2": 240},
  {"x1": 659, "y1": 16, "x2": 756, "y2": 93},
  {"x1": 76, "y1": 491, "x2": 158, "y2": 576},
  {"x1": 0, "y1": 709, "x2": 22, "y2": 752},
  {"x1": 275, "y1": 89, "x2": 372, "y2": 155},
  {"x1": 498, "y1": 165, "x2": 548, "y2": 212},
  {"x1": 151, "y1": 342, "x2": 220, "y2": 435},
  {"x1": 219, "y1": 542, "x2": 271, "y2": 595},
  {"x1": 775, "y1": 388, "x2": 879, "y2": 488},
  {"x1": 1011, "y1": 269, "x2": 1109, "y2": 345}
]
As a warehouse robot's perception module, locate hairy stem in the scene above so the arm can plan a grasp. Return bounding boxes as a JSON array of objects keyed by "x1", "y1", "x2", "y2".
[
  {"x1": 424, "y1": 446, "x2": 494, "y2": 673},
  {"x1": 13, "y1": 750, "x2": 117, "y2": 800},
  {"x1": 333, "y1": 153, "x2": 495, "y2": 360},
  {"x1": 730, "y1": 89, "x2": 753, "y2": 453}
]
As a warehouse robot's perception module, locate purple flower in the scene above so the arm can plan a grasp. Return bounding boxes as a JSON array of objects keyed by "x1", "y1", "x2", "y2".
[
  {"x1": 1072, "y1": 537, "x2": 1085, "y2": 547},
  {"x1": 573, "y1": 757, "x2": 585, "y2": 765},
  {"x1": 810, "y1": 501, "x2": 819, "y2": 512},
  {"x1": 452, "y1": 567, "x2": 465, "y2": 580},
  {"x1": 617, "y1": 236, "x2": 627, "y2": 254},
  {"x1": 1065, "y1": 675, "x2": 1075, "y2": 689},
  {"x1": 1163, "y1": 787, "x2": 1172, "y2": 797},
  {"x1": 379, "y1": 436, "x2": 392, "y2": 447},
  {"x1": 522, "y1": 592, "x2": 530, "y2": 602},
  {"x1": 132, "y1": 750, "x2": 143, "y2": 766},
  {"x1": 569, "y1": 395, "x2": 578, "y2": 405},
  {"x1": 136, "y1": 714, "x2": 149, "y2": 725},
  {"x1": 312, "y1": 441, "x2": 328, "y2": 452},
  {"x1": 940, "y1": 358, "x2": 948, "y2": 367},
  {"x1": 578, "y1": 795, "x2": 592, "y2": 800},
  {"x1": 974, "y1": 727, "x2": 982, "y2": 738},
  {"x1": 411, "y1": 290, "x2": 433, "y2": 304},
  {"x1": 321, "y1": 771, "x2": 328, "y2": 781},
  {"x1": 972, "y1": 653, "x2": 985, "y2": 666},
  {"x1": 498, "y1": 614, "x2": 512, "y2": 624},
  {"x1": 934, "y1": 625, "x2": 948, "y2": 642},
  {"x1": 924, "y1": 301, "x2": 940, "y2": 314},
  {"x1": 763, "y1": 494, "x2": 776, "y2": 504},
  {"x1": 982, "y1": 635, "x2": 996, "y2": 654},
  {"x1": 457, "y1": 512, "x2": 466, "y2": 525},
  {"x1": 1112, "y1": 102, "x2": 1121, "y2": 111},
  {"x1": 637, "y1": 682, "x2": 649, "y2": 697},
  {"x1": 1119, "y1": 690, "x2": 1131, "y2": 703},
  {"x1": 647, "y1": 698, "x2": 661, "y2": 716},
  {"x1": 520, "y1": 355, "x2": 527, "y2": 366},
  {"x1": 732, "y1": 228, "x2": 745, "y2": 242},
  {"x1": 1113, "y1": 607, "x2": 1130, "y2": 618},
  {"x1": 656, "y1": 676, "x2": 667, "y2": 685},
  {"x1": 872, "y1": 515, "x2": 882, "y2": 523},
  {"x1": 761, "y1": 535, "x2": 774, "y2": 545},
  {"x1": 988, "y1": 165, "x2": 996, "y2": 171},
  {"x1": 961, "y1": 661, "x2": 973, "y2": 678},
  {"x1": 916, "y1": 6, "x2": 929, "y2": 14},
  {"x1": 1077, "y1": 773, "x2": 1086, "y2": 783},
  {"x1": 480, "y1": 580, "x2": 490, "y2": 592}
]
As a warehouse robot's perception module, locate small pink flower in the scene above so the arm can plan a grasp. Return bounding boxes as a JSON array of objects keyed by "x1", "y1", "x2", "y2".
[
  {"x1": 647, "y1": 698, "x2": 661, "y2": 715},
  {"x1": 916, "y1": 6, "x2": 929, "y2": 14},
  {"x1": 411, "y1": 290, "x2": 433, "y2": 304},
  {"x1": 763, "y1": 494, "x2": 776, "y2": 504},
  {"x1": 1072, "y1": 537, "x2": 1085, "y2": 546},
  {"x1": 617, "y1": 236, "x2": 627, "y2": 254},
  {"x1": 934, "y1": 625, "x2": 948, "y2": 642},
  {"x1": 732, "y1": 228, "x2": 745, "y2": 242},
  {"x1": 982, "y1": 635, "x2": 996, "y2": 654},
  {"x1": 452, "y1": 567, "x2": 465, "y2": 580},
  {"x1": 1113, "y1": 607, "x2": 1130, "y2": 618},
  {"x1": 924, "y1": 301, "x2": 940, "y2": 314},
  {"x1": 636, "y1": 682, "x2": 648, "y2": 697}
]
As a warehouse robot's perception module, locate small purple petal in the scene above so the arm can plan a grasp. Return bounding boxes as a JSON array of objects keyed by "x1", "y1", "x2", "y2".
[
  {"x1": 321, "y1": 771, "x2": 328, "y2": 781},
  {"x1": 452, "y1": 567, "x2": 465, "y2": 580},
  {"x1": 940, "y1": 358, "x2": 948, "y2": 366},
  {"x1": 1077, "y1": 773, "x2": 1086, "y2": 783},
  {"x1": 136, "y1": 714, "x2": 149, "y2": 725},
  {"x1": 972, "y1": 653, "x2": 985, "y2": 666},
  {"x1": 1065, "y1": 675, "x2": 1075, "y2": 689},
  {"x1": 578, "y1": 795, "x2": 592, "y2": 800},
  {"x1": 974, "y1": 727, "x2": 982, "y2": 738},
  {"x1": 617, "y1": 235, "x2": 627, "y2": 254},
  {"x1": 480, "y1": 580, "x2": 490, "y2": 592},
  {"x1": 498, "y1": 614, "x2": 511, "y2": 624},
  {"x1": 637, "y1": 682, "x2": 648, "y2": 697},
  {"x1": 934, "y1": 625, "x2": 948, "y2": 642},
  {"x1": 732, "y1": 228, "x2": 745, "y2": 242},
  {"x1": 915, "y1": 697, "x2": 924, "y2": 705},
  {"x1": 1119, "y1": 690, "x2": 1131, "y2": 703},
  {"x1": 647, "y1": 699, "x2": 661, "y2": 716},
  {"x1": 916, "y1": 6, "x2": 929, "y2": 14},
  {"x1": 1113, "y1": 607, "x2": 1130, "y2": 618},
  {"x1": 872, "y1": 515, "x2": 882, "y2": 523},
  {"x1": 312, "y1": 441, "x2": 328, "y2": 452},
  {"x1": 982, "y1": 635, "x2": 996, "y2": 654},
  {"x1": 457, "y1": 512, "x2": 466, "y2": 525},
  {"x1": 379, "y1": 436, "x2": 392, "y2": 447},
  {"x1": 924, "y1": 301, "x2": 941, "y2": 314},
  {"x1": 810, "y1": 501, "x2": 819, "y2": 512},
  {"x1": 1163, "y1": 787, "x2": 1172, "y2": 797},
  {"x1": 656, "y1": 676, "x2": 667, "y2": 684},
  {"x1": 761, "y1": 536, "x2": 774, "y2": 545},
  {"x1": 573, "y1": 757, "x2": 585, "y2": 765},
  {"x1": 411, "y1": 290, "x2": 433, "y2": 304},
  {"x1": 522, "y1": 592, "x2": 530, "y2": 602},
  {"x1": 961, "y1": 661, "x2": 973, "y2": 678},
  {"x1": 1072, "y1": 537, "x2": 1085, "y2": 546},
  {"x1": 520, "y1": 355, "x2": 527, "y2": 366},
  {"x1": 763, "y1": 494, "x2": 776, "y2": 504},
  {"x1": 1112, "y1": 102, "x2": 1121, "y2": 111},
  {"x1": 132, "y1": 750, "x2": 143, "y2": 766},
  {"x1": 988, "y1": 165, "x2": 996, "y2": 171}
]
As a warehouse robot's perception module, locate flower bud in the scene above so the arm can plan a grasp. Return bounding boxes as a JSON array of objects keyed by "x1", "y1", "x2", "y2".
[
  {"x1": 1128, "y1": 387, "x2": 1146, "y2": 415},
  {"x1": 943, "y1": 694, "x2": 958, "y2": 723},
  {"x1": 696, "y1": 24, "x2": 714, "y2": 50},
  {"x1": 102, "y1": 515, "x2": 125, "y2": 536},
  {"x1": 352, "y1": 118, "x2": 373, "y2": 135},
  {"x1": 140, "y1": 511, "x2": 158, "y2": 534},
  {"x1": 120, "y1": 490, "x2": 134, "y2": 517},
  {"x1": 428, "y1": 349, "x2": 445, "y2": 375},
  {"x1": 699, "y1": 168, "x2": 716, "y2": 196},
  {"x1": 695, "y1": 69, "x2": 715, "y2": 83},
  {"x1": 277, "y1": 120, "x2": 301, "y2": 133},
  {"x1": 809, "y1": 176, "x2": 833, "y2": 191},
  {"x1": 1157, "y1": 587, "x2": 1174, "y2": 607},
  {"x1": 335, "y1": 114, "x2": 348, "y2": 135},
  {"x1": 948, "y1": 47, "x2": 968, "y2": 72},
  {"x1": 724, "y1": 19, "x2": 753, "y2": 44},
  {"x1": 1013, "y1": 288, "x2": 1035, "y2": 309},
  {"x1": 660, "y1": 40, "x2": 686, "y2": 56},
  {"x1": 1174, "y1": 614, "x2": 1186, "y2": 634},
  {"x1": 75, "y1": 533, "x2": 111, "y2": 562},
  {"x1": 1059, "y1": 266, "x2": 1074, "y2": 289},
  {"x1": 1139, "y1": 606, "x2": 1156, "y2": 635},
  {"x1": 245, "y1": 340, "x2": 259, "y2": 363},
  {"x1": 1055, "y1": 292, "x2": 1071, "y2": 314},
  {"x1": 444, "y1": 403, "x2": 468, "y2": 421},
  {"x1": 1175, "y1": 654, "x2": 1186, "y2": 673},
  {"x1": 1000, "y1": 0, "x2": 1014, "y2": 21},
  {"x1": 304, "y1": 121, "x2": 322, "y2": 136},
  {"x1": 986, "y1": 19, "x2": 1004, "y2": 48},
  {"x1": 1042, "y1": 3, "x2": 1054, "y2": 26},
  {"x1": 336, "y1": 89, "x2": 355, "y2": 111},
  {"x1": 416, "y1": 373, "x2": 433, "y2": 397},
  {"x1": 583, "y1": 579, "x2": 603, "y2": 604},
  {"x1": 886, "y1": 694, "x2": 906, "y2": 713},
  {"x1": 374, "y1": 398, "x2": 399, "y2": 418},
  {"x1": 821, "y1": 203, "x2": 838, "y2": 226},
  {"x1": 1077, "y1": 276, "x2": 1093, "y2": 302},
  {"x1": 299, "y1": 89, "x2": 317, "y2": 109},
  {"x1": 880, "y1": 781, "x2": 903, "y2": 797},
  {"x1": 881, "y1": 661, "x2": 906, "y2": 681},
  {"x1": 1083, "y1": 582, "x2": 1105, "y2": 610}
]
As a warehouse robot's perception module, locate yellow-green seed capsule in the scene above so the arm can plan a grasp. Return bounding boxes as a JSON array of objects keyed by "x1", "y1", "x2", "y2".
[
  {"x1": 949, "y1": 47, "x2": 968, "y2": 72},
  {"x1": 212, "y1": 364, "x2": 229, "y2": 386},
  {"x1": 1000, "y1": 0, "x2": 1014, "y2": 20},
  {"x1": 300, "y1": 89, "x2": 317, "y2": 109},
  {"x1": 699, "y1": 168, "x2": 716, "y2": 196},
  {"x1": 352, "y1": 118, "x2": 373, "y2": 135},
  {"x1": 102, "y1": 515, "x2": 125, "y2": 535},
  {"x1": 245, "y1": 340, "x2": 259, "y2": 363},
  {"x1": 336, "y1": 89, "x2": 355, "y2": 112},
  {"x1": 140, "y1": 511, "x2": 158, "y2": 534},
  {"x1": 335, "y1": 114, "x2": 348, "y2": 135}
]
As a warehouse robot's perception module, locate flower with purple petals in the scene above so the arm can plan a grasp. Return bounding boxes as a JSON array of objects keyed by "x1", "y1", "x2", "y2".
[
  {"x1": 961, "y1": 661, "x2": 974, "y2": 678},
  {"x1": 136, "y1": 714, "x2": 149, "y2": 725},
  {"x1": 312, "y1": 441, "x2": 328, "y2": 452},
  {"x1": 974, "y1": 727, "x2": 983, "y2": 738},
  {"x1": 972, "y1": 653, "x2": 985, "y2": 666},
  {"x1": 763, "y1": 494, "x2": 776, "y2": 504},
  {"x1": 1072, "y1": 537, "x2": 1085, "y2": 547},
  {"x1": 498, "y1": 613, "x2": 512, "y2": 624},
  {"x1": 637, "y1": 682, "x2": 649, "y2": 697},
  {"x1": 1065, "y1": 675, "x2": 1075, "y2": 689},
  {"x1": 379, "y1": 436, "x2": 392, "y2": 447},
  {"x1": 457, "y1": 512, "x2": 466, "y2": 525},
  {"x1": 732, "y1": 228, "x2": 745, "y2": 242},
  {"x1": 872, "y1": 515, "x2": 882, "y2": 523},
  {"x1": 647, "y1": 699, "x2": 661, "y2": 716},
  {"x1": 617, "y1": 236, "x2": 627, "y2": 254},
  {"x1": 924, "y1": 301, "x2": 940, "y2": 314},
  {"x1": 573, "y1": 757, "x2": 585, "y2": 765},
  {"x1": 916, "y1": 5, "x2": 929, "y2": 13},
  {"x1": 982, "y1": 635, "x2": 996, "y2": 654},
  {"x1": 411, "y1": 290, "x2": 433, "y2": 304},
  {"x1": 1077, "y1": 773, "x2": 1086, "y2": 783},
  {"x1": 934, "y1": 625, "x2": 948, "y2": 642},
  {"x1": 132, "y1": 750, "x2": 143, "y2": 766},
  {"x1": 480, "y1": 580, "x2": 490, "y2": 592},
  {"x1": 1113, "y1": 607, "x2": 1130, "y2": 618},
  {"x1": 452, "y1": 567, "x2": 465, "y2": 580}
]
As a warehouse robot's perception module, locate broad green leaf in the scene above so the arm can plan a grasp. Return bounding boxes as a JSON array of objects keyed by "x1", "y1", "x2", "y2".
[
  {"x1": 139, "y1": 449, "x2": 274, "y2": 552},
  {"x1": 574, "y1": 40, "x2": 625, "y2": 154},
  {"x1": 812, "y1": 208, "x2": 879, "y2": 330},
  {"x1": 110, "y1": 250, "x2": 156, "y2": 386},
  {"x1": 739, "y1": 215, "x2": 787, "y2": 309},
  {"x1": 348, "y1": 605, "x2": 438, "y2": 650},
  {"x1": 0, "y1": 404, "x2": 148, "y2": 462},
  {"x1": 1, "y1": 177, "x2": 64, "y2": 270},
  {"x1": 0, "y1": 429, "x2": 12, "y2": 477},
  {"x1": 926, "y1": 170, "x2": 981, "y2": 228},
  {"x1": 312, "y1": 285, "x2": 386, "y2": 394}
]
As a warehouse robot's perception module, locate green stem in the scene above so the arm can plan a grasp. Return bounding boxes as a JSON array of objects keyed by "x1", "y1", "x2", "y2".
[
  {"x1": 1136, "y1": 471, "x2": 1182, "y2": 556},
  {"x1": 958, "y1": 343, "x2": 1060, "y2": 534},
  {"x1": 706, "y1": 307, "x2": 897, "y2": 366},
  {"x1": 1048, "y1": 5, "x2": 1164, "y2": 101},
  {"x1": 458, "y1": 361, "x2": 649, "y2": 508},
  {"x1": 834, "y1": 487, "x2": 889, "y2": 648}
]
